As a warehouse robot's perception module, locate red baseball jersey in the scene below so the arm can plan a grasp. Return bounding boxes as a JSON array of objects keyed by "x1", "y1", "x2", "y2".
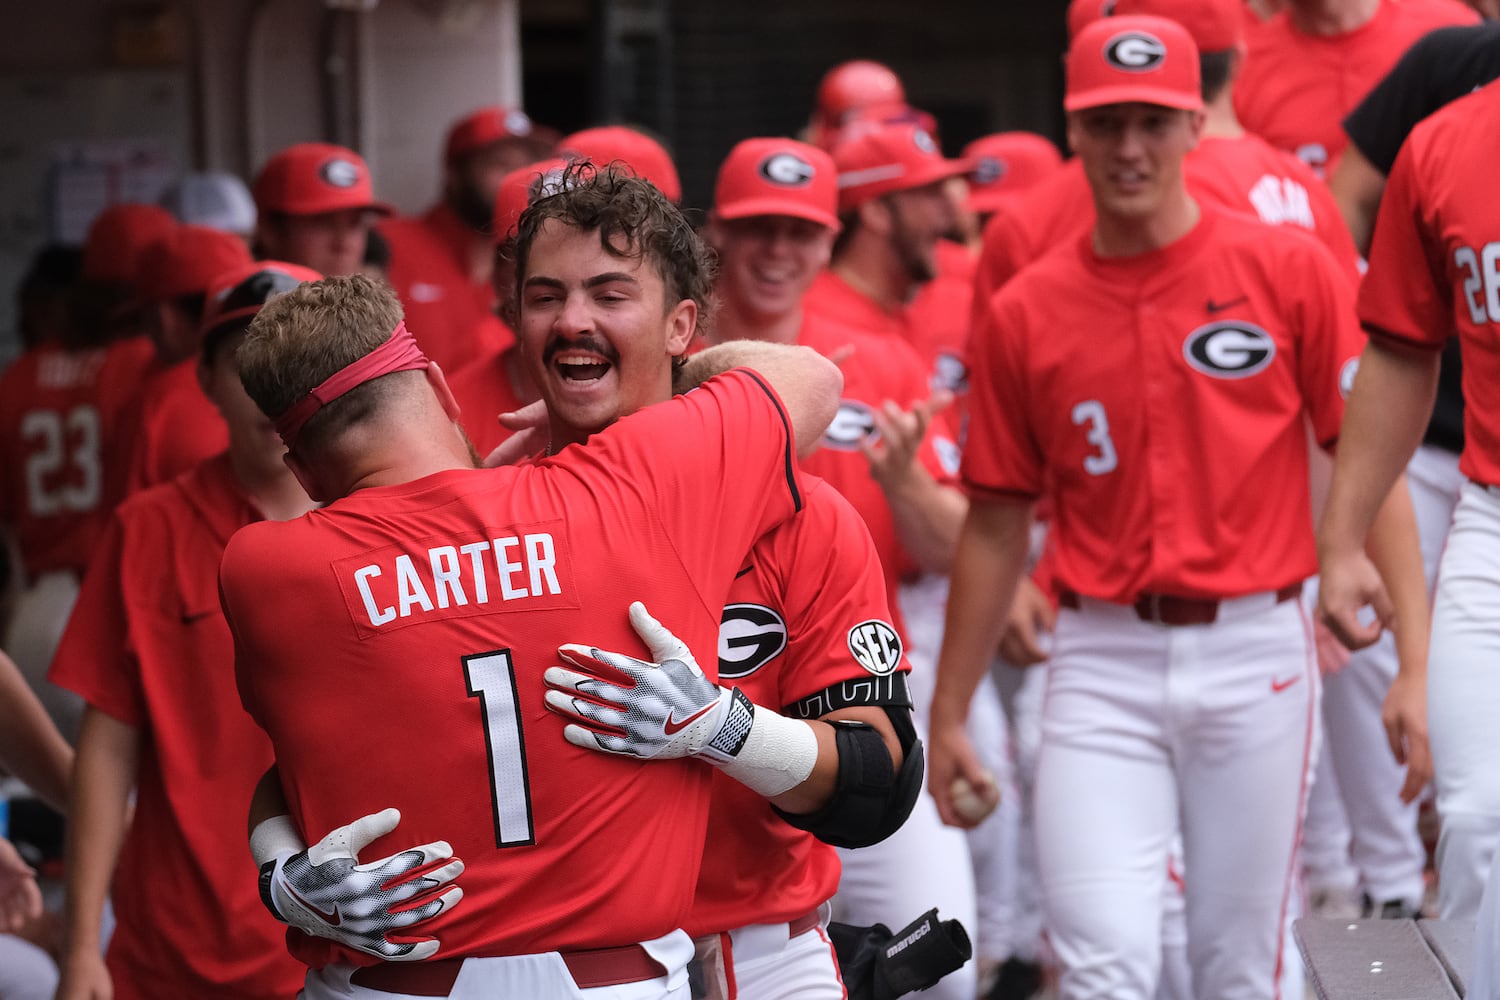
[
  {"x1": 447, "y1": 343, "x2": 531, "y2": 459},
  {"x1": 48, "y1": 455, "x2": 304, "y2": 1000},
  {"x1": 794, "y1": 300, "x2": 958, "y2": 642},
  {"x1": 381, "y1": 206, "x2": 514, "y2": 374},
  {"x1": 223, "y1": 370, "x2": 806, "y2": 968},
  {"x1": 125, "y1": 360, "x2": 227, "y2": 495},
  {"x1": 0, "y1": 336, "x2": 155, "y2": 579},
  {"x1": 1233, "y1": 0, "x2": 1479, "y2": 175},
  {"x1": 964, "y1": 205, "x2": 1362, "y2": 601},
  {"x1": 1358, "y1": 79, "x2": 1500, "y2": 486},
  {"x1": 971, "y1": 139, "x2": 1359, "y2": 336},
  {"x1": 905, "y1": 240, "x2": 978, "y2": 400},
  {"x1": 687, "y1": 477, "x2": 911, "y2": 937}
]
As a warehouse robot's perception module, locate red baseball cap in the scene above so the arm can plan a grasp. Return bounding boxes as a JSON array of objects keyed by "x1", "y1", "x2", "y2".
[
  {"x1": 445, "y1": 106, "x2": 540, "y2": 163},
  {"x1": 1065, "y1": 15, "x2": 1203, "y2": 113},
  {"x1": 961, "y1": 133, "x2": 1064, "y2": 215},
  {"x1": 252, "y1": 143, "x2": 393, "y2": 217},
  {"x1": 832, "y1": 122, "x2": 969, "y2": 213},
  {"x1": 492, "y1": 157, "x2": 571, "y2": 242},
  {"x1": 1109, "y1": 0, "x2": 1243, "y2": 52},
  {"x1": 137, "y1": 224, "x2": 253, "y2": 304},
  {"x1": 816, "y1": 61, "x2": 906, "y2": 124},
  {"x1": 82, "y1": 203, "x2": 177, "y2": 285},
  {"x1": 714, "y1": 138, "x2": 840, "y2": 230},
  {"x1": 199, "y1": 260, "x2": 324, "y2": 349},
  {"x1": 558, "y1": 127, "x2": 682, "y2": 203}
]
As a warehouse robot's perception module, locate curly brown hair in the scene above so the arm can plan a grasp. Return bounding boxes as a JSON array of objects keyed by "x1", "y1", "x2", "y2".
[{"x1": 503, "y1": 162, "x2": 716, "y2": 343}]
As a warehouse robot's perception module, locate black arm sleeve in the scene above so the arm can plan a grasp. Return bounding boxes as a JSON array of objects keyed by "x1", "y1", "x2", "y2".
[{"x1": 1343, "y1": 24, "x2": 1500, "y2": 174}]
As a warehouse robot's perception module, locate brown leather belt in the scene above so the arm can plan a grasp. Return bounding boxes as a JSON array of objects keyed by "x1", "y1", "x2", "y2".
[
  {"x1": 348, "y1": 942, "x2": 668, "y2": 996},
  {"x1": 1057, "y1": 582, "x2": 1303, "y2": 627}
]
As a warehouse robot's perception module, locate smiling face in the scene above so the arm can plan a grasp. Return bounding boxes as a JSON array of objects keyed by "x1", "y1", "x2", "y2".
[
  {"x1": 516, "y1": 219, "x2": 696, "y2": 448},
  {"x1": 712, "y1": 214, "x2": 835, "y2": 323},
  {"x1": 1068, "y1": 102, "x2": 1202, "y2": 223}
]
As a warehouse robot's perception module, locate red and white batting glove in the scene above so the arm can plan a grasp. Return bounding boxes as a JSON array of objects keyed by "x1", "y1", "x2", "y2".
[
  {"x1": 545, "y1": 602, "x2": 818, "y2": 797},
  {"x1": 251, "y1": 808, "x2": 463, "y2": 962}
]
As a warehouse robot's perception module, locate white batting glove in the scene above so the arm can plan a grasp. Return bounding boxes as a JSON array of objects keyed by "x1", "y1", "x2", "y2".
[
  {"x1": 251, "y1": 809, "x2": 464, "y2": 962},
  {"x1": 545, "y1": 602, "x2": 754, "y2": 763}
]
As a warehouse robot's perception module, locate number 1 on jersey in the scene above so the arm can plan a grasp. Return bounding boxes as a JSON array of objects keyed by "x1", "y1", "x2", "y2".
[
  {"x1": 1071, "y1": 400, "x2": 1119, "y2": 475},
  {"x1": 464, "y1": 650, "x2": 536, "y2": 848}
]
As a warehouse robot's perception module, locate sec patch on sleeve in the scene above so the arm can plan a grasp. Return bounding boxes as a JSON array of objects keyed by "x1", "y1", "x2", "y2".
[{"x1": 847, "y1": 619, "x2": 903, "y2": 676}]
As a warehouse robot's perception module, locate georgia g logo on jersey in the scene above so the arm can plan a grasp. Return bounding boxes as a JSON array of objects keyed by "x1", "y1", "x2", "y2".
[
  {"x1": 823, "y1": 400, "x2": 878, "y2": 451},
  {"x1": 847, "y1": 619, "x2": 903, "y2": 677},
  {"x1": 1183, "y1": 321, "x2": 1276, "y2": 379},
  {"x1": 1104, "y1": 31, "x2": 1167, "y2": 72},
  {"x1": 719, "y1": 604, "x2": 788, "y2": 679}
]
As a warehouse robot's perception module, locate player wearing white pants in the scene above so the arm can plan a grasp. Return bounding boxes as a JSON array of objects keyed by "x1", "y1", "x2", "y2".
[
  {"x1": 301, "y1": 930, "x2": 695, "y2": 1000},
  {"x1": 1034, "y1": 595, "x2": 1316, "y2": 999}
]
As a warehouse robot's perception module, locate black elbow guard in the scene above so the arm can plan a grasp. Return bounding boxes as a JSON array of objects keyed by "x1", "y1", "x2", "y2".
[{"x1": 774, "y1": 708, "x2": 924, "y2": 849}]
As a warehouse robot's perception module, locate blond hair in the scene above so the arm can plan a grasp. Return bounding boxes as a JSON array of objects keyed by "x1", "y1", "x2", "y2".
[{"x1": 237, "y1": 274, "x2": 408, "y2": 449}]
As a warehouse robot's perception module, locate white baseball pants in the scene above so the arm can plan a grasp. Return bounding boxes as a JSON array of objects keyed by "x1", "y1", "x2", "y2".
[{"x1": 1034, "y1": 595, "x2": 1316, "y2": 1000}]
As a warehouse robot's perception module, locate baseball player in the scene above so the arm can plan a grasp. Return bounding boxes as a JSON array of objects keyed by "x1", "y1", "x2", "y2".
[
  {"x1": 228, "y1": 167, "x2": 843, "y2": 999},
  {"x1": 806, "y1": 60, "x2": 937, "y2": 152},
  {"x1": 1232, "y1": 0, "x2": 1478, "y2": 175},
  {"x1": 1316, "y1": 75, "x2": 1500, "y2": 935},
  {"x1": 930, "y1": 17, "x2": 1427, "y2": 999},
  {"x1": 0, "y1": 218, "x2": 163, "y2": 737},
  {"x1": 381, "y1": 106, "x2": 551, "y2": 375},
  {"x1": 49, "y1": 262, "x2": 322, "y2": 1000},
  {"x1": 252, "y1": 142, "x2": 393, "y2": 280},
  {"x1": 122, "y1": 223, "x2": 254, "y2": 493},
  {"x1": 558, "y1": 127, "x2": 683, "y2": 202}
]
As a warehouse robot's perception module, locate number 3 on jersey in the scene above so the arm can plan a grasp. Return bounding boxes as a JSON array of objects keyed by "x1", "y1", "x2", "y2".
[
  {"x1": 464, "y1": 650, "x2": 536, "y2": 848},
  {"x1": 1071, "y1": 399, "x2": 1118, "y2": 475}
]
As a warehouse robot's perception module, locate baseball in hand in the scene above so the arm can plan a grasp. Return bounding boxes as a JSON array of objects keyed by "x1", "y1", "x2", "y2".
[{"x1": 950, "y1": 771, "x2": 1000, "y2": 824}]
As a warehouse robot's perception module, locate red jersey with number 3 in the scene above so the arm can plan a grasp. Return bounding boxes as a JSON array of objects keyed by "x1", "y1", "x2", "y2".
[
  {"x1": 223, "y1": 370, "x2": 806, "y2": 968},
  {"x1": 964, "y1": 205, "x2": 1361, "y2": 601},
  {"x1": 0, "y1": 336, "x2": 155, "y2": 579},
  {"x1": 1233, "y1": 0, "x2": 1478, "y2": 175},
  {"x1": 1358, "y1": 79, "x2": 1500, "y2": 486},
  {"x1": 687, "y1": 477, "x2": 910, "y2": 937}
]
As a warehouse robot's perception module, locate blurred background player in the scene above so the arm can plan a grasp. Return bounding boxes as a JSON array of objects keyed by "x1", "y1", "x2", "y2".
[
  {"x1": 1232, "y1": 0, "x2": 1479, "y2": 175},
  {"x1": 121, "y1": 224, "x2": 254, "y2": 493},
  {"x1": 956, "y1": 132, "x2": 1063, "y2": 250},
  {"x1": 252, "y1": 142, "x2": 392, "y2": 280},
  {"x1": 806, "y1": 60, "x2": 937, "y2": 152},
  {"x1": 558, "y1": 126, "x2": 683, "y2": 203},
  {"x1": 932, "y1": 17, "x2": 1424, "y2": 998},
  {"x1": 49, "y1": 261, "x2": 319, "y2": 1000},
  {"x1": 158, "y1": 171, "x2": 258, "y2": 240},
  {"x1": 0, "y1": 215, "x2": 166, "y2": 740},
  {"x1": 381, "y1": 105, "x2": 554, "y2": 375}
]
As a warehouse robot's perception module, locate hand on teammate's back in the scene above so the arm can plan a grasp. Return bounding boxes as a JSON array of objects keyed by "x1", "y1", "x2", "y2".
[{"x1": 257, "y1": 808, "x2": 464, "y2": 961}]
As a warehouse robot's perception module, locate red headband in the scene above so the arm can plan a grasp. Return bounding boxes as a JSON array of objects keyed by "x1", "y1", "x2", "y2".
[{"x1": 274, "y1": 321, "x2": 430, "y2": 448}]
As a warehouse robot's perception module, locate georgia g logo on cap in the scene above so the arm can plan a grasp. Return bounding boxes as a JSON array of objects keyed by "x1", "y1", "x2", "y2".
[
  {"x1": 1105, "y1": 30, "x2": 1167, "y2": 72},
  {"x1": 319, "y1": 158, "x2": 362, "y2": 188},
  {"x1": 973, "y1": 156, "x2": 1007, "y2": 186},
  {"x1": 759, "y1": 152, "x2": 815, "y2": 187}
]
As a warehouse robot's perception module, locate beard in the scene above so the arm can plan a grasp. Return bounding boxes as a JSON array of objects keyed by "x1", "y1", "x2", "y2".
[{"x1": 450, "y1": 180, "x2": 496, "y2": 233}]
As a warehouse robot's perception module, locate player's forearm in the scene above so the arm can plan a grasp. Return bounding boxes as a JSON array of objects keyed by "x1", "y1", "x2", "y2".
[
  {"x1": 1319, "y1": 340, "x2": 1440, "y2": 558},
  {"x1": 0, "y1": 650, "x2": 73, "y2": 812},
  {"x1": 931, "y1": 497, "x2": 1034, "y2": 726},
  {"x1": 61, "y1": 707, "x2": 138, "y2": 956},
  {"x1": 248, "y1": 764, "x2": 291, "y2": 838},
  {"x1": 881, "y1": 473, "x2": 967, "y2": 573},
  {"x1": 1365, "y1": 473, "x2": 1431, "y2": 682},
  {"x1": 766, "y1": 705, "x2": 902, "y2": 814},
  {"x1": 676, "y1": 341, "x2": 843, "y2": 456},
  {"x1": 1328, "y1": 144, "x2": 1385, "y2": 257}
]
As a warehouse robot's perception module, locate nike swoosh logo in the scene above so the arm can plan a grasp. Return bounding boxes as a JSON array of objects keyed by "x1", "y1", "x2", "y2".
[
  {"x1": 285, "y1": 885, "x2": 342, "y2": 926},
  {"x1": 1271, "y1": 675, "x2": 1302, "y2": 693},
  {"x1": 663, "y1": 702, "x2": 717, "y2": 736},
  {"x1": 1206, "y1": 295, "x2": 1249, "y2": 314}
]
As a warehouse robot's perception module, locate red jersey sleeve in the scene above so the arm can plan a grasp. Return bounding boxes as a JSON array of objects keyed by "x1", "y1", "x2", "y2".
[
  {"x1": 1358, "y1": 138, "x2": 1451, "y2": 352},
  {"x1": 961, "y1": 289, "x2": 1045, "y2": 500},
  {"x1": 773, "y1": 482, "x2": 911, "y2": 708},
  {"x1": 1287, "y1": 235, "x2": 1366, "y2": 448},
  {"x1": 47, "y1": 515, "x2": 145, "y2": 726},
  {"x1": 970, "y1": 210, "x2": 1031, "y2": 338}
]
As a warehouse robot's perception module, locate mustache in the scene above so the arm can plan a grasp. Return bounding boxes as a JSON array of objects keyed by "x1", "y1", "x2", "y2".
[{"x1": 544, "y1": 335, "x2": 620, "y2": 366}]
